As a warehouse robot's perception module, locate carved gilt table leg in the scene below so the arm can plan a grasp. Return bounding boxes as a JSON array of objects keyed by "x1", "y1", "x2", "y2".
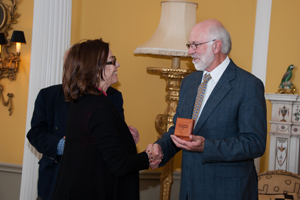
[{"x1": 148, "y1": 65, "x2": 194, "y2": 200}]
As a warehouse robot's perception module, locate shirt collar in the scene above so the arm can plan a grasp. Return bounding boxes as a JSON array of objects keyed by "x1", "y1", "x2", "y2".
[{"x1": 203, "y1": 56, "x2": 230, "y2": 82}]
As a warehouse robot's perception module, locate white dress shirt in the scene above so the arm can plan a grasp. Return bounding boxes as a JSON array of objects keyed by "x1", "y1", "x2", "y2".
[{"x1": 195, "y1": 56, "x2": 230, "y2": 125}]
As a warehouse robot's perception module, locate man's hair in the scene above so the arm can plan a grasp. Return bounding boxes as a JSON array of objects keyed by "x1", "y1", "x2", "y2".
[
  {"x1": 208, "y1": 25, "x2": 232, "y2": 55},
  {"x1": 62, "y1": 38, "x2": 109, "y2": 101}
]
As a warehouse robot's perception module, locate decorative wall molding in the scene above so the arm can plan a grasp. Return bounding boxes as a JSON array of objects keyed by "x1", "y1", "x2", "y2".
[
  {"x1": 139, "y1": 170, "x2": 181, "y2": 180},
  {"x1": 0, "y1": 162, "x2": 22, "y2": 174},
  {"x1": 0, "y1": 163, "x2": 181, "y2": 180},
  {"x1": 0, "y1": 163, "x2": 22, "y2": 200},
  {"x1": 0, "y1": 168, "x2": 181, "y2": 200}
]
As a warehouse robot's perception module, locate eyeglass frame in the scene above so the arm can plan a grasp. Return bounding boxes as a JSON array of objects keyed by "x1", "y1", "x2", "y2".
[
  {"x1": 186, "y1": 40, "x2": 216, "y2": 50},
  {"x1": 106, "y1": 56, "x2": 117, "y2": 66}
]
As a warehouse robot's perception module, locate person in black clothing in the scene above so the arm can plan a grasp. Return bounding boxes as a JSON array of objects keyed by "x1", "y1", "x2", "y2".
[
  {"x1": 52, "y1": 38, "x2": 161, "y2": 200},
  {"x1": 27, "y1": 84, "x2": 125, "y2": 200}
]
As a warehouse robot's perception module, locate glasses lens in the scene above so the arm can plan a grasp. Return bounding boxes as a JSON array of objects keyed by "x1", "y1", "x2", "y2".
[
  {"x1": 106, "y1": 56, "x2": 117, "y2": 66},
  {"x1": 112, "y1": 56, "x2": 116, "y2": 66},
  {"x1": 186, "y1": 44, "x2": 191, "y2": 49}
]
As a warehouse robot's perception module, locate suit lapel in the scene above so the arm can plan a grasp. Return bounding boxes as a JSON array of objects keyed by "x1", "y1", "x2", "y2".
[{"x1": 193, "y1": 61, "x2": 236, "y2": 134}]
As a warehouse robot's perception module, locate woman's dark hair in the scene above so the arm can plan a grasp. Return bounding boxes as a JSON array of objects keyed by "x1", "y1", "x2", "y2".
[{"x1": 62, "y1": 38, "x2": 109, "y2": 101}]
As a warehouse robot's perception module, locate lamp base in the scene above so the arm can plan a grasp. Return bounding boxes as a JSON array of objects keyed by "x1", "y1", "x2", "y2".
[{"x1": 147, "y1": 67, "x2": 194, "y2": 200}]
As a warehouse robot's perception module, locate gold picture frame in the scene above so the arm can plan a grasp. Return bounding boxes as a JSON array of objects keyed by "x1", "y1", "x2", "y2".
[{"x1": 0, "y1": 2, "x2": 7, "y2": 29}]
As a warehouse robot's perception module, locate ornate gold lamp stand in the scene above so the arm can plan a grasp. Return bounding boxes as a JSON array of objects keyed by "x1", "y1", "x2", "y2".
[
  {"x1": 148, "y1": 58, "x2": 194, "y2": 200},
  {"x1": 134, "y1": 1, "x2": 197, "y2": 199}
]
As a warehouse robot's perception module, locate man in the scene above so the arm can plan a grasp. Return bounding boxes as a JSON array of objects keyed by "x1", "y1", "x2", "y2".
[
  {"x1": 152, "y1": 19, "x2": 267, "y2": 199},
  {"x1": 27, "y1": 84, "x2": 127, "y2": 200}
]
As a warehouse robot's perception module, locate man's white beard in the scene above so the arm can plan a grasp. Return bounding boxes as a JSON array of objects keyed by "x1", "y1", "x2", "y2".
[{"x1": 192, "y1": 46, "x2": 215, "y2": 71}]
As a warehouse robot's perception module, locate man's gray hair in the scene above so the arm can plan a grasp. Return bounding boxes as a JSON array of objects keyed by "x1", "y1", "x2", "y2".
[{"x1": 208, "y1": 25, "x2": 232, "y2": 55}]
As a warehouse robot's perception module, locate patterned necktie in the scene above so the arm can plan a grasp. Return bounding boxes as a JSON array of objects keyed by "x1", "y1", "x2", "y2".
[{"x1": 191, "y1": 74, "x2": 212, "y2": 120}]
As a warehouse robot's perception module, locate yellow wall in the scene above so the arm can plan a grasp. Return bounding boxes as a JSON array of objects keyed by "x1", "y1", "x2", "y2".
[
  {"x1": 1, "y1": 0, "x2": 300, "y2": 173},
  {"x1": 261, "y1": 0, "x2": 300, "y2": 171},
  {"x1": 0, "y1": 0, "x2": 33, "y2": 165},
  {"x1": 71, "y1": 0, "x2": 257, "y2": 171}
]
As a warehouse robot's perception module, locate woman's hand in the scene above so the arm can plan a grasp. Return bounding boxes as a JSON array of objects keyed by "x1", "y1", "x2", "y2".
[
  {"x1": 128, "y1": 125, "x2": 140, "y2": 144},
  {"x1": 145, "y1": 143, "x2": 163, "y2": 169}
]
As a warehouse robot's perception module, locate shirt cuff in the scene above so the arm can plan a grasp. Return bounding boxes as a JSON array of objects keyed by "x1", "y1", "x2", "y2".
[{"x1": 57, "y1": 138, "x2": 65, "y2": 155}]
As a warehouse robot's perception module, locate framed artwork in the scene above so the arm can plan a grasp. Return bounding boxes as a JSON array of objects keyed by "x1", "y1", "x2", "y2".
[{"x1": 0, "y1": 2, "x2": 6, "y2": 29}]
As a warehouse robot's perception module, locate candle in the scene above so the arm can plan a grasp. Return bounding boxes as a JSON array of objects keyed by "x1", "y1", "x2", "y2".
[{"x1": 16, "y1": 42, "x2": 21, "y2": 53}]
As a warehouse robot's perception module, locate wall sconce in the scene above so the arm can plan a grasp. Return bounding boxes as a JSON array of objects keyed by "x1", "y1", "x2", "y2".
[
  {"x1": 0, "y1": 1, "x2": 24, "y2": 115},
  {"x1": 0, "y1": 30, "x2": 26, "y2": 115},
  {"x1": 0, "y1": 30, "x2": 26, "y2": 80}
]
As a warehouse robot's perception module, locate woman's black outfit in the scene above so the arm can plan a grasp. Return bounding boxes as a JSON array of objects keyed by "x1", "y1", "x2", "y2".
[{"x1": 52, "y1": 94, "x2": 149, "y2": 200}]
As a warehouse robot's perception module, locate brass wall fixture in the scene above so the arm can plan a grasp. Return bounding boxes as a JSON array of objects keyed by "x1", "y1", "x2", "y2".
[
  {"x1": 0, "y1": 0, "x2": 26, "y2": 115},
  {"x1": 0, "y1": 31, "x2": 26, "y2": 80}
]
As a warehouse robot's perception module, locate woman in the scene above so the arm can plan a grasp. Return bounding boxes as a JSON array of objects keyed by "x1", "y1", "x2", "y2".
[{"x1": 52, "y1": 39, "x2": 158, "y2": 200}]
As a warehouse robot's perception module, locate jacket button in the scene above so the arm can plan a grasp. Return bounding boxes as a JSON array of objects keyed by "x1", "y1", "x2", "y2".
[{"x1": 55, "y1": 127, "x2": 58, "y2": 130}]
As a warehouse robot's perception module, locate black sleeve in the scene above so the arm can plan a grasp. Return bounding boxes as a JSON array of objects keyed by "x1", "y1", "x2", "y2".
[
  {"x1": 89, "y1": 106, "x2": 149, "y2": 177},
  {"x1": 27, "y1": 90, "x2": 61, "y2": 161}
]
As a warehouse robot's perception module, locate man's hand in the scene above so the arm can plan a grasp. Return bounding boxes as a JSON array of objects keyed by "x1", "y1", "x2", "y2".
[
  {"x1": 152, "y1": 143, "x2": 163, "y2": 158},
  {"x1": 128, "y1": 125, "x2": 139, "y2": 144},
  {"x1": 145, "y1": 143, "x2": 163, "y2": 169},
  {"x1": 170, "y1": 134, "x2": 205, "y2": 152}
]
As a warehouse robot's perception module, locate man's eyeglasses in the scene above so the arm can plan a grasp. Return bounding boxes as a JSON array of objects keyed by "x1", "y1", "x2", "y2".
[
  {"x1": 106, "y1": 56, "x2": 117, "y2": 66},
  {"x1": 186, "y1": 40, "x2": 216, "y2": 50}
]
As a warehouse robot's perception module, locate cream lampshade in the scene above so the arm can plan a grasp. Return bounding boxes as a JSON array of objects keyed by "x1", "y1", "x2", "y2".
[{"x1": 134, "y1": 1, "x2": 197, "y2": 58}]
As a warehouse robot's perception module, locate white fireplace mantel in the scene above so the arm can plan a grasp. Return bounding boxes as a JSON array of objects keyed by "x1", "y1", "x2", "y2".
[{"x1": 265, "y1": 93, "x2": 300, "y2": 174}]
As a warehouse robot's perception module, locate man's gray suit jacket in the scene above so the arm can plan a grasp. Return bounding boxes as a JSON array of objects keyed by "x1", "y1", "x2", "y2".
[{"x1": 156, "y1": 60, "x2": 267, "y2": 200}]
